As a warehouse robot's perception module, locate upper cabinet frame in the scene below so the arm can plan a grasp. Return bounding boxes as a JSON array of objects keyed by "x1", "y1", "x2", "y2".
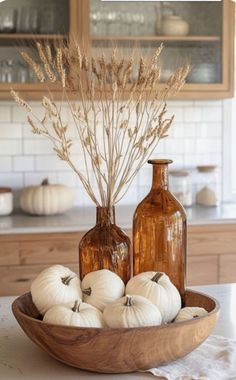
[{"x1": 0, "y1": 0, "x2": 234, "y2": 100}]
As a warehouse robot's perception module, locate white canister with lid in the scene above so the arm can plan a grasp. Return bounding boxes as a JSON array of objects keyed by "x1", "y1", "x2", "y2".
[
  {"x1": 0, "y1": 187, "x2": 13, "y2": 216},
  {"x1": 196, "y1": 165, "x2": 220, "y2": 207},
  {"x1": 161, "y1": 15, "x2": 189, "y2": 36}
]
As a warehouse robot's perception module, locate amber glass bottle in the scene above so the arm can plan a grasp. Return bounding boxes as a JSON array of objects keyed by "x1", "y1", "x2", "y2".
[
  {"x1": 133, "y1": 159, "x2": 186, "y2": 298},
  {"x1": 79, "y1": 206, "x2": 131, "y2": 284}
]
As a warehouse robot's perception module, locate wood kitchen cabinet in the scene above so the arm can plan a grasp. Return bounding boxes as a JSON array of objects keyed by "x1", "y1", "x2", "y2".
[
  {"x1": 0, "y1": 0, "x2": 234, "y2": 99},
  {"x1": 0, "y1": 223, "x2": 236, "y2": 296}
]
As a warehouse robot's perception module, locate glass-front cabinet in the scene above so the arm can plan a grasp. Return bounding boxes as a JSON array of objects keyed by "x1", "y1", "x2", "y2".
[
  {"x1": 0, "y1": 0, "x2": 77, "y2": 99},
  {"x1": 0, "y1": 0, "x2": 234, "y2": 99}
]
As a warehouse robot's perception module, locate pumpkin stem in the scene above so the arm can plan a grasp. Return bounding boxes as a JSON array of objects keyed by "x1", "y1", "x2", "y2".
[
  {"x1": 61, "y1": 275, "x2": 75, "y2": 285},
  {"x1": 151, "y1": 272, "x2": 163, "y2": 283},
  {"x1": 72, "y1": 300, "x2": 81, "y2": 313},
  {"x1": 125, "y1": 295, "x2": 133, "y2": 307},
  {"x1": 83, "y1": 287, "x2": 92, "y2": 296},
  {"x1": 41, "y1": 178, "x2": 49, "y2": 186}
]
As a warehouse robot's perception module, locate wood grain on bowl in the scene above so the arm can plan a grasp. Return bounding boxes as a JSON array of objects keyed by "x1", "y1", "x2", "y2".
[{"x1": 12, "y1": 290, "x2": 220, "y2": 374}]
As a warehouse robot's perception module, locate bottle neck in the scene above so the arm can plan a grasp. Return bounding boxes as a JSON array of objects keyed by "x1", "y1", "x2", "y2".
[
  {"x1": 96, "y1": 206, "x2": 115, "y2": 226},
  {"x1": 151, "y1": 164, "x2": 169, "y2": 190}
]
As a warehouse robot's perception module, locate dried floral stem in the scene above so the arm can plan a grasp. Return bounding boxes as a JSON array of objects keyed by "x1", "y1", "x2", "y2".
[{"x1": 12, "y1": 41, "x2": 190, "y2": 207}]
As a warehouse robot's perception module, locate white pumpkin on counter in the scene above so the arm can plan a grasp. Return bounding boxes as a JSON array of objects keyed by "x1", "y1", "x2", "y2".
[
  {"x1": 31, "y1": 265, "x2": 82, "y2": 315},
  {"x1": 126, "y1": 271, "x2": 181, "y2": 323},
  {"x1": 174, "y1": 307, "x2": 208, "y2": 322},
  {"x1": 20, "y1": 179, "x2": 74, "y2": 215},
  {"x1": 103, "y1": 294, "x2": 162, "y2": 328},
  {"x1": 43, "y1": 300, "x2": 104, "y2": 328},
  {"x1": 82, "y1": 269, "x2": 125, "y2": 311}
]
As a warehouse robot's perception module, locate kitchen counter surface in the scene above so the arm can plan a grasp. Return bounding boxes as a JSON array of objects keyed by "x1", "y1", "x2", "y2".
[
  {"x1": 0, "y1": 202, "x2": 236, "y2": 235},
  {"x1": 0, "y1": 283, "x2": 235, "y2": 379}
]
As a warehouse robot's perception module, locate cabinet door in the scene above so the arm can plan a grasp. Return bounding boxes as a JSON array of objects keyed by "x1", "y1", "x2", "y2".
[
  {"x1": 219, "y1": 254, "x2": 236, "y2": 284},
  {"x1": 0, "y1": 0, "x2": 78, "y2": 99},
  {"x1": 187, "y1": 255, "x2": 218, "y2": 286},
  {"x1": 88, "y1": 0, "x2": 234, "y2": 99},
  {"x1": 0, "y1": 263, "x2": 79, "y2": 296}
]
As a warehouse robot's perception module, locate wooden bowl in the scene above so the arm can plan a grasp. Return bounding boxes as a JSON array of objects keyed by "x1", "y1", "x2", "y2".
[{"x1": 12, "y1": 290, "x2": 220, "y2": 374}]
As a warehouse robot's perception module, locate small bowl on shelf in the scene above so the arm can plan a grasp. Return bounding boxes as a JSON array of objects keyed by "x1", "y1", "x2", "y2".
[
  {"x1": 187, "y1": 63, "x2": 219, "y2": 83},
  {"x1": 12, "y1": 290, "x2": 220, "y2": 374}
]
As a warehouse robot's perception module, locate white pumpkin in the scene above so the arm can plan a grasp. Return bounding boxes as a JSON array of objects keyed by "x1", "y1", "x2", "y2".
[
  {"x1": 20, "y1": 178, "x2": 74, "y2": 215},
  {"x1": 82, "y1": 269, "x2": 125, "y2": 311},
  {"x1": 43, "y1": 300, "x2": 104, "y2": 328},
  {"x1": 31, "y1": 265, "x2": 82, "y2": 315},
  {"x1": 174, "y1": 307, "x2": 208, "y2": 322},
  {"x1": 126, "y1": 271, "x2": 181, "y2": 323},
  {"x1": 103, "y1": 294, "x2": 162, "y2": 328}
]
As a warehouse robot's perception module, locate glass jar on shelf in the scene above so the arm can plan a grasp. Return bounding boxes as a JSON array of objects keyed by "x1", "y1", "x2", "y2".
[
  {"x1": 169, "y1": 170, "x2": 193, "y2": 208},
  {"x1": 0, "y1": 60, "x2": 15, "y2": 83},
  {"x1": 17, "y1": 61, "x2": 28, "y2": 83},
  {"x1": 0, "y1": 8, "x2": 17, "y2": 33},
  {"x1": 195, "y1": 165, "x2": 220, "y2": 207}
]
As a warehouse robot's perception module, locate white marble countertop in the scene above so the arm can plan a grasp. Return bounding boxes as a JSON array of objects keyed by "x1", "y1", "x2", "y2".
[
  {"x1": 0, "y1": 203, "x2": 236, "y2": 235},
  {"x1": 0, "y1": 283, "x2": 235, "y2": 379}
]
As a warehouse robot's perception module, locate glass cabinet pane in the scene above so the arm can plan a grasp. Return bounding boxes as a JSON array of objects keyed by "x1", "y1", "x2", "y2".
[
  {"x1": 0, "y1": 0, "x2": 69, "y2": 84},
  {"x1": 0, "y1": 0, "x2": 69, "y2": 35},
  {"x1": 90, "y1": 0, "x2": 223, "y2": 85}
]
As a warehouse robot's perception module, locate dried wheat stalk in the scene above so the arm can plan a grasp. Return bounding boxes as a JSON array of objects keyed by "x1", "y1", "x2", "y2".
[{"x1": 11, "y1": 41, "x2": 190, "y2": 208}]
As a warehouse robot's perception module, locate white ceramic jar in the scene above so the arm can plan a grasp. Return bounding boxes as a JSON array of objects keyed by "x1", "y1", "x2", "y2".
[
  {"x1": 161, "y1": 15, "x2": 189, "y2": 36},
  {"x1": 195, "y1": 165, "x2": 220, "y2": 207},
  {"x1": 0, "y1": 187, "x2": 13, "y2": 216}
]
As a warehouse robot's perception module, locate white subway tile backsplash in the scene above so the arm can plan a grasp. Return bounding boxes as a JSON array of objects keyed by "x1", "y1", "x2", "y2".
[
  {"x1": 196, "y1": 139, "x2": 209, "y2": 154},
  {"x1": 12, "y1": 106, "x2": 29, "y2": 123},
  {"x1": 183, "y1": 154, "x2": 198, "y2": 168},
  {"x1": 183, "y1": 139, "x2": 196, "y2": 154},
  {"x1": 138, "y1": 186, "x2": 150, "y2": 200},
  {"x1": 0, "y1": 173, "x2": 23, "y2": 188},
  {"x1": 74, "y1": 186, "x2": 94, "y2": 207},
  {"x1": 184, "y1": 107, "x2": 202, "y2": 122},
  {"x1": 0, "y1": 140, "x2": 22, "y2": 156},
  {"x1": 193, "y1": 100, "x2": 223, "y2": 107},
  {"x1": 171, "y1": 123, "x2": 185, "y2": 138},
  {"x1": 166, "y1": 139, "x2": 185, "y2": 154},
  {"x1": 119, "y1": 186, "x2": 139, "y2": 205},
  {"x1": 13, "y1": 156, "x2": 34, "y2": 172},
  {"x1": 195, "y1": 123, "x2": 222, "y2": 139},
  {"x1": 0, "y1": 106, "x2": 11, "y2": 122},
  {"x1": 138, "y1": 166, "x2": 152, "y2": 187},
  {"x1": 0, "y1": 123, "x2": 22, "y2": 139},
  {"x1": 181, "y1": 124, "x2": 196, "y2": 138},
  {"x1": 23, "y1": 172, "x2": 58, "y2": 186},
  {"x1": 36, "y1": 155, "x2": 71, "y2": 172},
  {"x1": 0, "y1": 157, "x2": 12, "y2": 172},
  {"x1": 23, "y1": 123, "x2": 39, "y2": 138},
  {"x1": 0, "y1": 99, "x2": 224, "y2": 203},
  {"x1": 168, "y1": 107, "x2": 184, "y2": 123},
  {"x1": 162, "y1": 154, "x2": 184, "y2": 167},
  {"x1": 57, "y1": 172, "x2": 77, "y2": 187},
  {"x1": 205, "y1": 138, "x2": 222, "y2": 153},
  {"x1": 202, "y1": 107, "x2": 222, "y2": 122},
  {"x1": 23, "y1": 138, "x2": 53, "y2": 155}
]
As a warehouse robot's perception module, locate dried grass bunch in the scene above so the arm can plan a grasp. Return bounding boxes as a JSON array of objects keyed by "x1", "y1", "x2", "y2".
[{"x1": 11, "y1": 41, "x2": 190, "y2": 207}]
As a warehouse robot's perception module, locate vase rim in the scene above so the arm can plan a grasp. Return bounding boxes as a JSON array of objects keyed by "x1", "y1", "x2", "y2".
[
  {"x1": 96, "y1": 205, "x2": 115, "y2": 209},
  {"x1": 148, "y1": 159, "x2": 173, "y2": 165}
]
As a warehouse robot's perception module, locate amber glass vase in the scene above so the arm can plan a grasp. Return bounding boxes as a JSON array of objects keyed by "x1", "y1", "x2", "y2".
[
  {"x1": 133, "y1": 159, "x2": 186, "y2": 298},
  {"x1": 79, "y1": 206, "x2": 131, "y2": 284}
]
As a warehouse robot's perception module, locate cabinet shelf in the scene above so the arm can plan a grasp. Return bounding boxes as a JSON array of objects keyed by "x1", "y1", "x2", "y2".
[
  {"x1": 0, "y1": 34, "x2": 67, "y2": 41},
  {"x1": 91, "y1": 35, "x2": 221, "y2": 42}
]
